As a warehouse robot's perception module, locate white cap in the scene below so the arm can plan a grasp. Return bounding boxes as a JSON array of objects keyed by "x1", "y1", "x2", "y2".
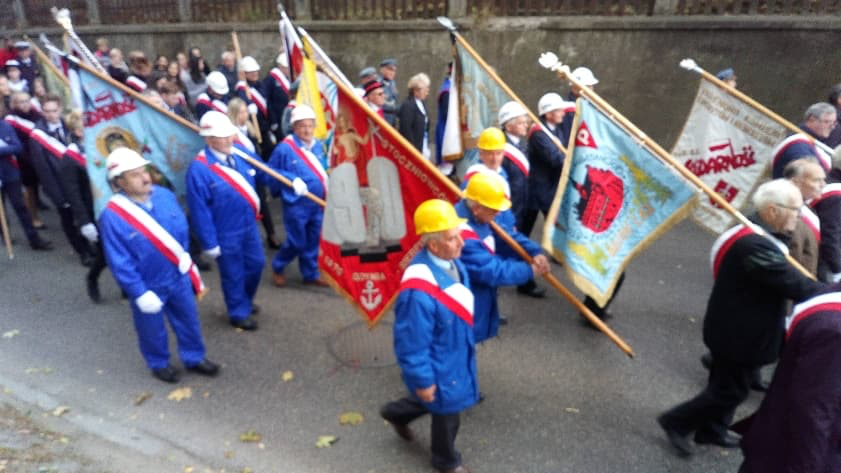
[
  {"x1": 206, "y1": 71, "x2": 229, "y2": 95},
  {"x1": 276, "y1": 53, "x2": 289, "y2": 68},
  {"x1": 538, "y1": 93, "x2": 564, "y2": 116},
  {"x1": 107, "y1": 147, "x2": 149, "y2": 180},
  {"x1": 290, "y1": 104, "x2": 316, "y2": 124},
  {"x1": 240, "y1": 56, "x2": 260, "y2": 73},
  {"x1": 498, "y1": 101, "x2": 527, "y2": 126},
  {"x1": 571, "y1": 67, "x2": 599, "y2": 86},
  {"x1": 199, "y1": 110, "x2": 238, "y2": 137}
]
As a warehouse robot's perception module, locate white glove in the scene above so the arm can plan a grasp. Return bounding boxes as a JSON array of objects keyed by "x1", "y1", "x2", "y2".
[
  {"x1": 292, "y1": 177, "x2": 308, "y2": 196},
  {"x1": 135, "y1": 290, "x2": 163, "y2": 314},
  {"x1": 203, "y1": 246, "x2": 221, "y2": 259},
  {"x1": 247, "y1": 103, "x2": 258, "y2": 115},
  {"x1": 80, "y1": 223, "x2": 98, "y2": 242},
  {"x1": 831, "y1": 272, "x2": 841, "y2": 283}
]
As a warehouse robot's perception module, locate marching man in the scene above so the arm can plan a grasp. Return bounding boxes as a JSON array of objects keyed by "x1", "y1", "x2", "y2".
[
  {"x1": 380, "y1": 199, "x2": 478, "y2": 473},
  {"x1": 98, "y1": 148, "x2": 218, "y2": 383},
  {"x1": 267, "y1": 104, "x2": 328, "y2": 287},
  {"x1": 187, "y1": 111, "x2": 264, "y2": 331},
  {"x1": 195, "y1": 71, "x2": 230, "y2": 120}
]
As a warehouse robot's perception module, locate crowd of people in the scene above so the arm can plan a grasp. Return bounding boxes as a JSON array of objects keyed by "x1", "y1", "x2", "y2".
[{"x1": 3, "y1": 32, "x2": 841, "y2": 473}]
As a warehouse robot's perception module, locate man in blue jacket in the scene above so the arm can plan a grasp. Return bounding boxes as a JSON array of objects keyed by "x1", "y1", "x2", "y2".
[
  {"x1": 99, "y1": 148, "x2": 218, "y2": 383},
  {"x1": 187, "y1": 111, "x2": 264, "y2": 331},
  {"x1": 266, "y1": 104, "x2": 328, "y2": 287},
  {"x1": 455, "y1": 172, "x2": 549, "y2": 343},
  {"x1": 380, "y1": 199, "x2": 477, "y2": 473}
]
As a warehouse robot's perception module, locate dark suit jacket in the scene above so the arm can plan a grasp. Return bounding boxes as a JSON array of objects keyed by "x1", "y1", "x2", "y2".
[
  {"x1": 703, "y1": 223, "x2": 829, "y2": 366},
  {"x1": 526, "y1": 119, "x2": 566, "y2": 213},
  {"x1": 397, "y1": 96, "x2": 428, "y2": 153},
  {"x1": 740, "y1": 308, "x2": 841, "y2": 473}
]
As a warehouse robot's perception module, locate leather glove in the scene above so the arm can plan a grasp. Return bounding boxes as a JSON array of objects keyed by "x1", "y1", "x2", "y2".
[
  {"x1": 203, "y1": 246, "x2": 221, "y2": 259},
  {"x1": 80, "y1": 223, "x2": 98, "y2": 242},
  {"x1": 247, "y1": 103, "x2": 258, "y2": 115},
  {"x1": 135, "y1": 290, "x2": 163, "y2": 314},
  {"x1": 292, "y1": 177, "x2": 308, "y2": 196}
]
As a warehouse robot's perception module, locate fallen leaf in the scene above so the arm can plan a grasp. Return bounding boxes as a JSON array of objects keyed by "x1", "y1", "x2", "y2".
[
  {"x1": 184, "y1": 467, "x2": 194, "y2": 473},
  {"x1": 239, "y1": 430, "x2": 261, "y2": 442},
  {"x1": 167, "y1": 387, "x2": 192, "y2": 402},
  {"x1": 257, "y1": 442, "x2": 265, "y2": 449},
  {"x1": 52, "y1": 406, "x2": 70, "y2": 417},
  {"x1": 564, "y1": 407, "x2": 580, "y2": 414},
  {"x1": 58, "y1": 437, "x2": 69, "y2": 444},
  {"x1": 241, "y1": 468, "x2": 253, "y2": 473},
  {"x1": 224, "y1": 451, "x2": 234, "y2": 459},
  {"x1": 134, "y1": 392, "x2": 152, "y2": 406},
  {"x1": 281, "y1": 371, "x2": 294, "y2": 382},
  {"x1": 2, "y1": 329, "x2": 19, "y2": 339},
  {"x1": 339, "y1": 411, "x2": 364, "y2": 426},
  {"x1": 315, "y1": 435, "x2": 338, "y2": 448}
]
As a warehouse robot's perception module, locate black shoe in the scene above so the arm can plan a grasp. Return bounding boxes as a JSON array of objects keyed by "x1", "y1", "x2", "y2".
[
  {"x1": 230, "y1": 317, "x2": 258, "y2": 331},
  {"x1": 517, "y1": 281, "x2": 546, "y2": 298},
  {"x1": 498, "y1": 315, "x2": 509, "y2": 326},
  {"x1": 657, "y1": 414, "x2": 693, "y2": 457},
  {"x1": 379, "y1": 409, "x2": 414, "y2": 442},
  {"x1": 80, "y1": 253, "x2": 94, "y2": 267},
  {"x1": 30, "y1": 238, "x2": 53, "y2": 251},
  {"x1": 478, "y1": 392, "x2": 485, "y2": 404},
  {"x1": 700, "y1": 353, "x2": 713, "y2": 370},
  {"x1": 694, "y1": 431, "x2": 740, "y2": 448},
  {"x1": 37, "y1": 200, "x2": 50, "y2": 211},
  {"x1": 186, "y1": 359, "x2": 220, "y2": 377},
  {"x1": 251, "y1": 304, "x2": 261, "y2": 315},
  {"x1": 267, "y1": 235, "x2": 281, "y2": 249},
  {"x1": 152, "y1": 365, "x2": 179, "y2": 383},
  {"x1": 195, "y1": 257, "x2": 212, "y2": 271},
  {"x1": 86, "y1": 277, "x2": 102, "y2": 303}
]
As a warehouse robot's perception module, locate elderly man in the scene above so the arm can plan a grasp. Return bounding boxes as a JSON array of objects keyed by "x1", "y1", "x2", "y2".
[
  {"x1": 263, "y1": 54, "x2": 291, "y2": 143},
  {"x1": 657, "y1": 179, "x2": 839, "y2": 457},
  {"x1": 738, "y1": 292, "x2": 841, "y2": 473},
  {"x1": 235, "y1": 56, "x2": 272, "y2": 156},
  {"x1": 99, "y1": 148, "x2": 218, "y2": 383},
  {"x1": 267, "y1": 104, "x2": 328, "y2": 287},
  {"x1": 217, "y1": 51, "x2": 238, "y2": 92},
  {"x1": 455, "y1": 172, "x2": 549, "y2": 342},
  {"x1": 187, "y1": 111, "x2": 264, "y2": 331},
  {"x1": 784, "y1": 158, "x2": 825, "y2": 275},
  {"x1": 380, "y1": 199, "x2": 477, "y2": 473},
  {"x1": 771, "y1": 102, "x2": 837, "y2": 178},
  {"x1": 362, "y1": 79, "x2": 387, "y2": 121},
  {"x1": 810, "y1": 149, "x2": 841, "y2": 282}
]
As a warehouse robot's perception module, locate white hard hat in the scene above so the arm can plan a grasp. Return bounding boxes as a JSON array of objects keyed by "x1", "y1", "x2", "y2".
[
  {"x1": 276, "y1": 53, "x2": 289, "y2": 67},
  {"x1": 538, "y1": 93, "x2": 565, "y2": 116},
  {"x1": 107, "y1": 147, "x2": 149, "y2": 181},
  {"x1": 290, "y1": 104, "x2": 316, "y2": 124},
  {"x1": 240, "y1": 56, "x2": 260, "y2": 73},
  {"x1": 199, "y1": 110, "x2": 238, "y2": 137},
  {"x1": 498, "y1": 101, "x2": 528, "y2": 126},
  {"x1": 571, "y1": 67, "x2": 599, "y2": 86},
  {"x1": 206, "y1": 71, "x2": 229, "y2": 95}
]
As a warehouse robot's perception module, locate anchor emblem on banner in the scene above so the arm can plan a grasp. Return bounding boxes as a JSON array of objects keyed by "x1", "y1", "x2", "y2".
[{"x1": 360, "y1": 280, "x2": 382, "y2": 311}]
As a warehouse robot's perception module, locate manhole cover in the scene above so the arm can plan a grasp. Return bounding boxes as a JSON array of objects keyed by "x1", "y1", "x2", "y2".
[{"x1": 328, "y1": 321, "x2": 395, "y2": 368}]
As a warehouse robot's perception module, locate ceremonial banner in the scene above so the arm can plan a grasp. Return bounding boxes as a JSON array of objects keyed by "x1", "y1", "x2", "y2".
[
  {"x1": 32, "y1": 44, "x2": 74, "y2": 112},
  {"x1": 671, "y1": 78, "x2": 788, "y2": 234},
  {"x1": 296, "y1": 36, "x2": 329, "y2": 141},
  {"x1": 321, "y1": 81, "x2": 461, "y2": 325},
  {"x1": 77, "y1": 66, "x2": 204, "y2": 215},
  {"x1": 279, "y1": 11, "x2": 303, "y2": 80},
  {"x1": 544, "y1": 100, "x2": 696, "y2": 306}
]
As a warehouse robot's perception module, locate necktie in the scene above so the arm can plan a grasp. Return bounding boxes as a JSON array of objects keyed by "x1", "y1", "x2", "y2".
[{"x1": 227, "y1": 155, "x2": 235, "y2": 168}]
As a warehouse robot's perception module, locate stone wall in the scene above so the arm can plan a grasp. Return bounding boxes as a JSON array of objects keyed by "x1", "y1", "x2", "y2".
[{"x1": 26, "y1": 16, "x2": 841, "y2": 146}]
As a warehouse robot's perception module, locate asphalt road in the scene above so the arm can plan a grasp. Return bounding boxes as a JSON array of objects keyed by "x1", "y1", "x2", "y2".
[{"x1": 0, "y1": 201, "x2": 760, "y2": 473}]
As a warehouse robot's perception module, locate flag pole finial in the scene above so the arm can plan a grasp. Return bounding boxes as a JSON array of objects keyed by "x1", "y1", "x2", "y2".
[
  {"x1": 437, "y1": 16, "x2": 457, "y2": 31},
  {"x1": 679, "y1": 58, "x2": 702, "y2": 73},
  {"x1": 538, "y1": 52, "x2": 570, "y2": 75}
]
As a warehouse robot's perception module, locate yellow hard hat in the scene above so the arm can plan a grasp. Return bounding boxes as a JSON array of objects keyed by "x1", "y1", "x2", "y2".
[
  {"x1": 413, "y1": 199, "x2": 466, "y2": 235},
  {"x1": 464, "y1": 172, "x2": 511, "y2": 211},
  {"x1": 476, "y1": 127, "x2": 506, "y2": 151}
]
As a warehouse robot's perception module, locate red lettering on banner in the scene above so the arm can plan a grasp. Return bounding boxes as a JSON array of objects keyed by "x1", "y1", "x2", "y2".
[
  {"x1": 710, "y1": 179, "x2": 739, "y2": 208},
  {"x1": 84, "y1": 96, "x2": 139, "y2": 128},
  {"x1": 684, "y1": 139, "x2": 756, "y2": 177}
]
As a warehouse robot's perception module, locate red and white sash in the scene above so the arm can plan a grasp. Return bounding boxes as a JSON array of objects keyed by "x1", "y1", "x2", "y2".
[
  {"x1": 196, "y1": 93, "x2": 228, "y2": 114},
  {"x1": 463, "y1": 163, "x2": 511, "y2": 199},
  {"x1": 64, "y1": 142, "x2": 86, "y2": 166},
  {"x1": 771, "y1": 134, "x2": 830, "y2": 171},
  {"x1": 801, "y1": 205, "x2": 821, "y2": 243},
  {"x1": 811, "y1": 183, "x2": 841, "y2": 207},
  {"x1": 503, "y1": 142, "x2": 529, "y2": 177},
  {"x1": 29, "y1": 128, "x2": 67, "y2": 159},
  {"x1": 4, "y1": 115, "x2": 36, "y2": 134},
  {"x1": 400, "y1": 262, "x2": 474, "y2": 327},
  {"x1": 233, "y1": 129, "x2": 256, "y2": 154},
  {"x1": 709, "y1": 224, "x2": 755, "y2": 278},
  {"x1": 236, "y1": 81, "x2": 268, "y2": 117},
  {"x1": 283, "y1": 135, "x2": 328, "y2": 192},
  {"x1": 458, "y1": 221, "x2": 495, "y2": 254},
  {"x1": 125, "y1": 75, "x2": 147, "y2": 92},
  {"x1": 196, "y1": 151, "x2": 260, "y2": 217},
  {"x1": 786, "y1": 292, "x2": 841, "y2": 338},
  {"x1": 106, "y1": 193, "x2": 205, "y2": 295},
  {"x1": 270, "y1": 68, "x2": 290, "y2": 94}
]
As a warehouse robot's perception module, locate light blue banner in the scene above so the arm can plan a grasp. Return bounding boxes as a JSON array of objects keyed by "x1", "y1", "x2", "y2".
[
  {"x1": 78, "y1": 67, "x2": 204, "y2": 215},
  {"x1": 544, "y1": 100, "x2": 696, "y2": 306}
]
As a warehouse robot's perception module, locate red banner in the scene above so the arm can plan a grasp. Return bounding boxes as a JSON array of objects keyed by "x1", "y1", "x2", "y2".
[{"x1": 320, "y1": 84, "x2": 460, "y2": 326}]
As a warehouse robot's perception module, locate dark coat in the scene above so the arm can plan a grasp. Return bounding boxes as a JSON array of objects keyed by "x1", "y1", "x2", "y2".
[
  {"x1": 396, "y1": 95, "x2": 428, "y2": 153},
  {"x1": 703, "y1": 220, "x2": 830, "y2": 366},
  {"x1": 811, "y1": 169, "x2": 841, "y2": 279},
  {"x1": 526, "y1": 119, "x2": 566, "y2": 213},
  {"x1": 740, "y1": 307, "x2": 841, "y2": 473},
  {"x1": 501, "y1": 134, "x2": 529, "y2": 225},
  {"x1": 58, "y1": 140, "x2": 94, "y2": 227}
]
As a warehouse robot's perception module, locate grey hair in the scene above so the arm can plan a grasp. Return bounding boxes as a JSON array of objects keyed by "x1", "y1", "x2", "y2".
[
  {"x1": 752, "y1": 178, "x2": 801, "y2": 211},
  {"x1": 782, "y1": 157, "x2": 819, "y2": 179},
  {"x1": 407, "y1": 73, "x2": 430, "y2": 92},
  {"x1": 420, "y1": 230, "x2": 444, "y2": 246},
  {"x1": 804, "y1": 102, "x2": 836, "y2": 121},
  {"x1": 221, "y1": 51, "x2": 235, "y2": 61}
]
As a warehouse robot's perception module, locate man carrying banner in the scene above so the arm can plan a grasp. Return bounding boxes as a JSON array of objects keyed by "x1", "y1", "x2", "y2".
[
  {"x1": 264, "y1": 54, "x2": 291, "y2": 143},
  {"x1": 195, "y1": 71, "x2": 230, "y2": 121},
  {"x1": 379, "y1": 198, "x2": 478, "y2": 473},
  {"x1": 658, "y1": 179, "x2": 838, "y2": 457},
  {"x1": 187, "y1": 111, "x2": 264, "y2": 331},
  {"x1": 810, "y1": 149, "x2": 841, "y2": 283},
  {"x1": 771, "y1": 102, "x2": 836, "y2": 178},
  {"x1": 99, "y1": 148, "x2": 218, "y2": 383},
  {"x1": 455, "y1": 172, "x2": 549, "y2": 343},
  {"x1": 235, "y1": 56, "x2": 272, "y2": 156},
  {"x1": 267, "y1": 104, "x2": 328, "y2": 287}
]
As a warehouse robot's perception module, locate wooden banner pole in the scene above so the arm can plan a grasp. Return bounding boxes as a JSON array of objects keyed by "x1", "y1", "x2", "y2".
[
  {"x1": 0, "y1": 192, "x2": 14, "y2": 259},
  {"x1": 231, "y1": 31, "x2": 263, "y2": 145}
]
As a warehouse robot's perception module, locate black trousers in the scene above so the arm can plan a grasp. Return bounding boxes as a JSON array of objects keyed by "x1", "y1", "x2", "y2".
[
  {"x1": 256, "y1": 182, "x2": 276, "y2": 239},
  {"x1": 58, "y1": 205, "x2": 90, "y2": 258},
  {"x1": 660, "y1": 357, "x2": 753, "y2": 440},
  {"x1": 381, "y1": 396, "x2": 462, "y2": 470},
  {"x1": 583, "y1": 271, "x2": 625, "y2": 318},
  {"x1": 1, "y1": 178, "x2": 38, "y2": 242},
  {"x1": 87, "y1": 240, "x2": 107, "y2": 283},
  {"x1": 519, "y1": 207, "x2": 543, "y2": 240}
]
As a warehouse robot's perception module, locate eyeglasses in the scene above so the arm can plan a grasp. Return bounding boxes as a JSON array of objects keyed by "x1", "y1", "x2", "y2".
[{"x1": 775, "y1": 203, "x2": 802, "y2": 215}]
